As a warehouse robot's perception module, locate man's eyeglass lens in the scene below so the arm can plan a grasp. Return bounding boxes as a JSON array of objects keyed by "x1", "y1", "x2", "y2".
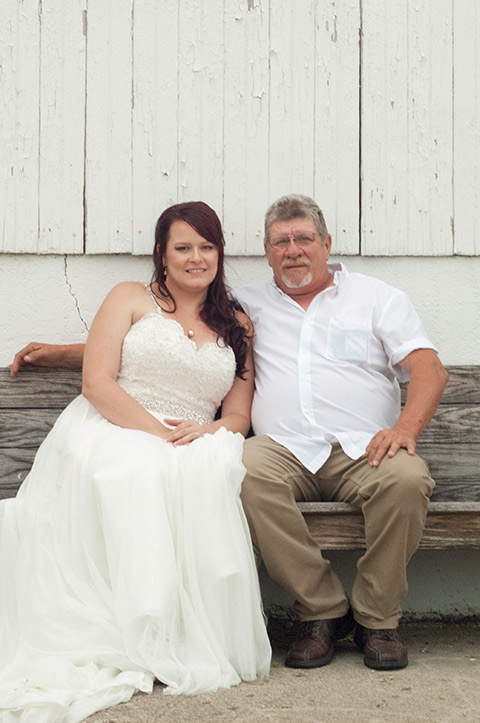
[{"x1": 270, "y1": 232, "x2": 317, "y2": 249}]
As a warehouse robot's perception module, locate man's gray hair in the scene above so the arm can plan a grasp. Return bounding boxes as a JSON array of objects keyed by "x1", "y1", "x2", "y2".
[{"x1": 264, "y1": 194, "x2": 329, "y2": 244}]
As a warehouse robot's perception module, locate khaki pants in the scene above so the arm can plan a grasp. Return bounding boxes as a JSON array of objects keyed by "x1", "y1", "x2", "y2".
[{"x1": 241, "y1": 435, "x2": 434, "y2": 629}]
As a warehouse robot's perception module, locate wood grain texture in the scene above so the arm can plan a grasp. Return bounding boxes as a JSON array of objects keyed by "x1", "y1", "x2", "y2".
[
  {"x1": 268, "y1": 0, "x2": 316, "y2": 202},
  {"x1": 0, "y1": 368, "x2": 82, "y2": 408},
  {"x1": 0, "y1": 410, "x2": 63, "y2": 447},
  {"x1": 0, "y1": 0, "x2": 40, "y2": 252},
  {"x1": 400, "y1": 365, "x2": 480, "y2": 404},
  {"x1": 453, "y1": 0, "x2": 480, "y2": 255},
  {"x1": 2, "y1": 366, "x2": 477, "y2": 407},
  {"x1": 38, "y1": 0, "x2": 86, "y2": 254},
  {"x1": 417, "y1": 406, "x2": 480, "y2": 444},
  {"x1": 223, "y1": 0, "x2": 270, "y2": 255},
  {"x1": 0, "y1": 449, "x2": 37, "y2": 496},
  {"x1": 85, "y1": 0, "x2": 133, "y2": 254},
  {"x1": 314, "y1": 0, "x2": 360, "y2": 254},
  {"x1": 132, "y1": 0, "x2": 179, "y2": 255},
  {"x1": 177, "y1": 0, "x2": 224, "y2": 211},
  {"x1": 298, "y1": 501, "x2": 480, "y2": 550},
  {"x1": 4, "y1": 0, "x2": 479, "y2": 259},
  {"x1": 361, "y1": 0, "x2": 453, "y2": 256}
]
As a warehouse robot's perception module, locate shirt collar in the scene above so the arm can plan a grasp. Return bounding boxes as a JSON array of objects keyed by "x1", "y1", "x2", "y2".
[{"x1": 327, "y1": 261, "x2": 348, "y2": 284}]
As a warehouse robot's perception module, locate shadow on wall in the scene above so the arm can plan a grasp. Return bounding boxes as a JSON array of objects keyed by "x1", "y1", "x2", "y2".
[{"x1": 260, "y1": 548, "x2": 480, "y2": 621}]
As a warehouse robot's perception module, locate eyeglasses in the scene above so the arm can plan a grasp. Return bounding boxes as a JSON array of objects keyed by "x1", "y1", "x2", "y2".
[{"x1": 268, "y1": 231, "x2": 319, "y2": 249}]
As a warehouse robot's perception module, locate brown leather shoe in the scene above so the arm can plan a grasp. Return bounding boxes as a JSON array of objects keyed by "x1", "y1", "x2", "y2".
[
  {"x1": 354, "y1": 624, "x2": 408, "y2": 670},
  {"x1": 285, "y1": 609, "x2": 354, "y2": 668}
]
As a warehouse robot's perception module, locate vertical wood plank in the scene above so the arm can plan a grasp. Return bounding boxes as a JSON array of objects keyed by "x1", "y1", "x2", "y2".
[
  {"x1": 223, "y1": 0, "x2": 270, "y2": 255},
  {"x1": 0, "y1": 0, "x2": 40, "y2": 252},
  {"x1": 268, "y1": 0, "x2": 316, "y2": 202},
  {"x1": 408, "y1": 0, "x2": 453, "y2": 255},
  {"x1": 453, "y1": 0, "x2": 480, "y2": 255},
  {"x1": 177, "y1": 0, "x2": 225, "y2": 212},
  {"x1": 361, "y1": 0, "x2": 408, "y2": 253},
  {"x1": 314, "y1": 0, "x2": 360, "y2": 254},
  {"x1": 85, "y1": 0, "x2": 133, "y2": 254},
  {"x1": 362, "y1": 0, "x2": 453, "y2": 256},
  {"x1": 38, "y1": 0, "x2": 86, "y2": 254},
  {"x1": 132, "y1": 0, "x2": 179, "y2": 255}
]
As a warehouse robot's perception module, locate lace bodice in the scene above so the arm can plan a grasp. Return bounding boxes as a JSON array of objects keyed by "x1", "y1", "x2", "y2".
[{"x1": 117, "y1": 310, "x2": 236, "y2": 424}]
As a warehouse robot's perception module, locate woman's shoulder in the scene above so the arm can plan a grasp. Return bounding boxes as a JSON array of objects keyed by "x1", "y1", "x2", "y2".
[
  {"x1": 102, "y1": 281, "x2": 150, "y2": 305},
  {"x1": 98, "y1": 282, "x2": 153, "y2": 323},
  {"x1": 107, "y1": 280, "x2": 147, "y2": 295}
]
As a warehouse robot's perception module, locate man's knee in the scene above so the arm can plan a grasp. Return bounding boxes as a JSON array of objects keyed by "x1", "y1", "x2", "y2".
[{"x1": 374, "y1": 451, "x2": 434, "y2": 507}]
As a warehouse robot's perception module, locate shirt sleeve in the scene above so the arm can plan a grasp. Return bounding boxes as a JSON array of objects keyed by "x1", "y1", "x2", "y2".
[{"x1": 373, "y1": 285, "x2": 438, "y2": 383}]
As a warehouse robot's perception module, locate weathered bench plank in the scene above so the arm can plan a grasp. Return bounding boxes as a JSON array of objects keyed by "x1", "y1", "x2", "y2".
[
  {"x1": 401, "y1": 365, "x2": 480, "y2": 404},
  {"x1": 0, "y1": 410, "x2": 64, "y2": 447},
  {"x1": 0, "y1": 368, "x2": 82, "y2": 409},
  {"x1": 1, "y1": 405, "x2": 478, "y2": 446},
  {"x1": 298, "y1": 502, "x2": 480, "y2": 550}
]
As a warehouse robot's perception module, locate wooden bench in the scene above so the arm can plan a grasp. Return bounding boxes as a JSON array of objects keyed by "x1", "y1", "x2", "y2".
[{"x1": 1, "y1": 366, "x2": 480, "y2": 549}]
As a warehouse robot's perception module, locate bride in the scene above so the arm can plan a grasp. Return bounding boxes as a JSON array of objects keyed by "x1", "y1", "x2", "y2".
[{"x1": 0, "y1": 202, "x2": 271, "y2": 723}]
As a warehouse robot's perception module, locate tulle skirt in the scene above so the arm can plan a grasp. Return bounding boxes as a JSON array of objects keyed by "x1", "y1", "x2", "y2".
[{"x1": 0, "y1": 396, "x2": 271, "y2": 723}]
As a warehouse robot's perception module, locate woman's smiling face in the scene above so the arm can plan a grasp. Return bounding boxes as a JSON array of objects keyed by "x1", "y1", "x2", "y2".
[{"x1": 163, "y1": 220, "x2": 219, "y2": 293}]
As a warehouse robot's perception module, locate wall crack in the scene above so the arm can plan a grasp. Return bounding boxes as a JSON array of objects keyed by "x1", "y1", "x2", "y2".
[{"x1": 63, "y1": 255, "x2": 89, "y2": 332}]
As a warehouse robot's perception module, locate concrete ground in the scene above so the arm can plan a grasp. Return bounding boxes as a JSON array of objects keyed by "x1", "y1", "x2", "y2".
[{"x1": 86, "y1": 620, "x2": 480, "y2": 723}]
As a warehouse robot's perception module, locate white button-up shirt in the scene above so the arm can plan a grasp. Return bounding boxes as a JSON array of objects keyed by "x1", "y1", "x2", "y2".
[{"x1": 235, "y1": 264, "x2": 437, "y2": 473}]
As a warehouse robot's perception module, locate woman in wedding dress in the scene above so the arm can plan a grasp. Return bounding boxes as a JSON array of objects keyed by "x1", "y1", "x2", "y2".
[{"x1": 0, "y1": 202, "x2": 271, "y2": 723}]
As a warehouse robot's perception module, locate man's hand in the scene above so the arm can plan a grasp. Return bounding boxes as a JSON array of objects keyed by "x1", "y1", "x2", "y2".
[
  {"x1": 9, "y1": 342, "x2": 85, "y2": 378},
  {"x1": 366, "y1": 428, "x2": 416, "y2": 467}
]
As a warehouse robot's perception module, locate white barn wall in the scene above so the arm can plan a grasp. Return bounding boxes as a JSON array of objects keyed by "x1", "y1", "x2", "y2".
[
  {"x1": 2, "y1": 1, "x2": 479, "y2": 256},
  {"x1": 1, "y1": 253, "x2": 479, "y2": 367}
]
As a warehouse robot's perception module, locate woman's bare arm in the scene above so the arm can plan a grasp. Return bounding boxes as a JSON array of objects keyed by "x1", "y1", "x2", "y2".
[
  {"x1": 82, "y1": 282, "x2": 170, "y2": 439},
  {"x1": 165, "y1": 312, "x2": 255, "y2": 445}
]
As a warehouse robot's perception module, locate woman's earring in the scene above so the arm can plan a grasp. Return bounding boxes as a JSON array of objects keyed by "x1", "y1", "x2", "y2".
[{"x1": 163, "y1": 265, "x2": 168, "y2": 279}]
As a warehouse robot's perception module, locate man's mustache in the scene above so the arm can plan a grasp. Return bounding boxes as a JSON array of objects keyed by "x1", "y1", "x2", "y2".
[{"x1": 282, "y1": 261, "x2": 310, "y2": 270}]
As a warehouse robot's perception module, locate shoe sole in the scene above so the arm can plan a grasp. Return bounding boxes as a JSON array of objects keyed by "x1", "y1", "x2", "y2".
[
  {"x1": 285, "y1": 651, "x2": 334, "y2": 669},
  {"x1": 363, "y1": 658, "x2": 409, "y2": 671}
]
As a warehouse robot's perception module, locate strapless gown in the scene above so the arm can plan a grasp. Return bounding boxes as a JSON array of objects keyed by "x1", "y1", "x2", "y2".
[{"x1": 0, "y1": 310, "x2": 271, "y2": 723}]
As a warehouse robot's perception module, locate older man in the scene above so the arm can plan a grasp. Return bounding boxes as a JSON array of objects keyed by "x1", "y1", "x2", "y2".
[
  {"x1": 235, "y1": 195, "x2": 448, "y2": 671},
  {"x1": 10, "y1": 194, "x2": 448, "y2": 671}
]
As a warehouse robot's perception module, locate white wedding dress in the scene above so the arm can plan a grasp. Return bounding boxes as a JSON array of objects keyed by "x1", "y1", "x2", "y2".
[{"x1": 0, "y1": 305, "x2": 271, "y2": 723}]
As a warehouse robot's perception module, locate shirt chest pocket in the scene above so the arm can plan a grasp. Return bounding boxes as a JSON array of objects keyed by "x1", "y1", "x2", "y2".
[{"x1": 326, "y1": 316, "x2": 372, "y2": 363}]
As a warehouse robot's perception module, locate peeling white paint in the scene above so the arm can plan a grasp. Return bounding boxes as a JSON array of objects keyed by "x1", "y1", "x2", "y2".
[{"x1": 1, "y1": 0, "x2": 480, "y2": 258}]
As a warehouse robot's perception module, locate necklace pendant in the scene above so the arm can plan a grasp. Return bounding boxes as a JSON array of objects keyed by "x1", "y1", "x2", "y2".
[{"x1": 187, "y1": 329, "x2": 195, "y2": 338}]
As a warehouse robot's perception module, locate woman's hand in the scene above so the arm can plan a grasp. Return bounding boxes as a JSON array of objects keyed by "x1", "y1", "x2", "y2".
[{"x1": 164, "y1": 418, "x2": 210, "y2": 446}]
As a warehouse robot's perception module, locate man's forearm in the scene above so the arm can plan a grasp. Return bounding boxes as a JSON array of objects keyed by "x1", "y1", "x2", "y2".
[
  {"x1": 55, "y1": 344, "x2": 86, "y2": 367},
  {"x1": 365, "y1": 349, "x2": 448, "y2": 466}
]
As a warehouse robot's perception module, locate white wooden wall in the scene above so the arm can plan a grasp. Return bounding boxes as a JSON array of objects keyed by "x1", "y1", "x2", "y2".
[{"x1": 1, "y1": 0, "x2": 478, "y2": 256}]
